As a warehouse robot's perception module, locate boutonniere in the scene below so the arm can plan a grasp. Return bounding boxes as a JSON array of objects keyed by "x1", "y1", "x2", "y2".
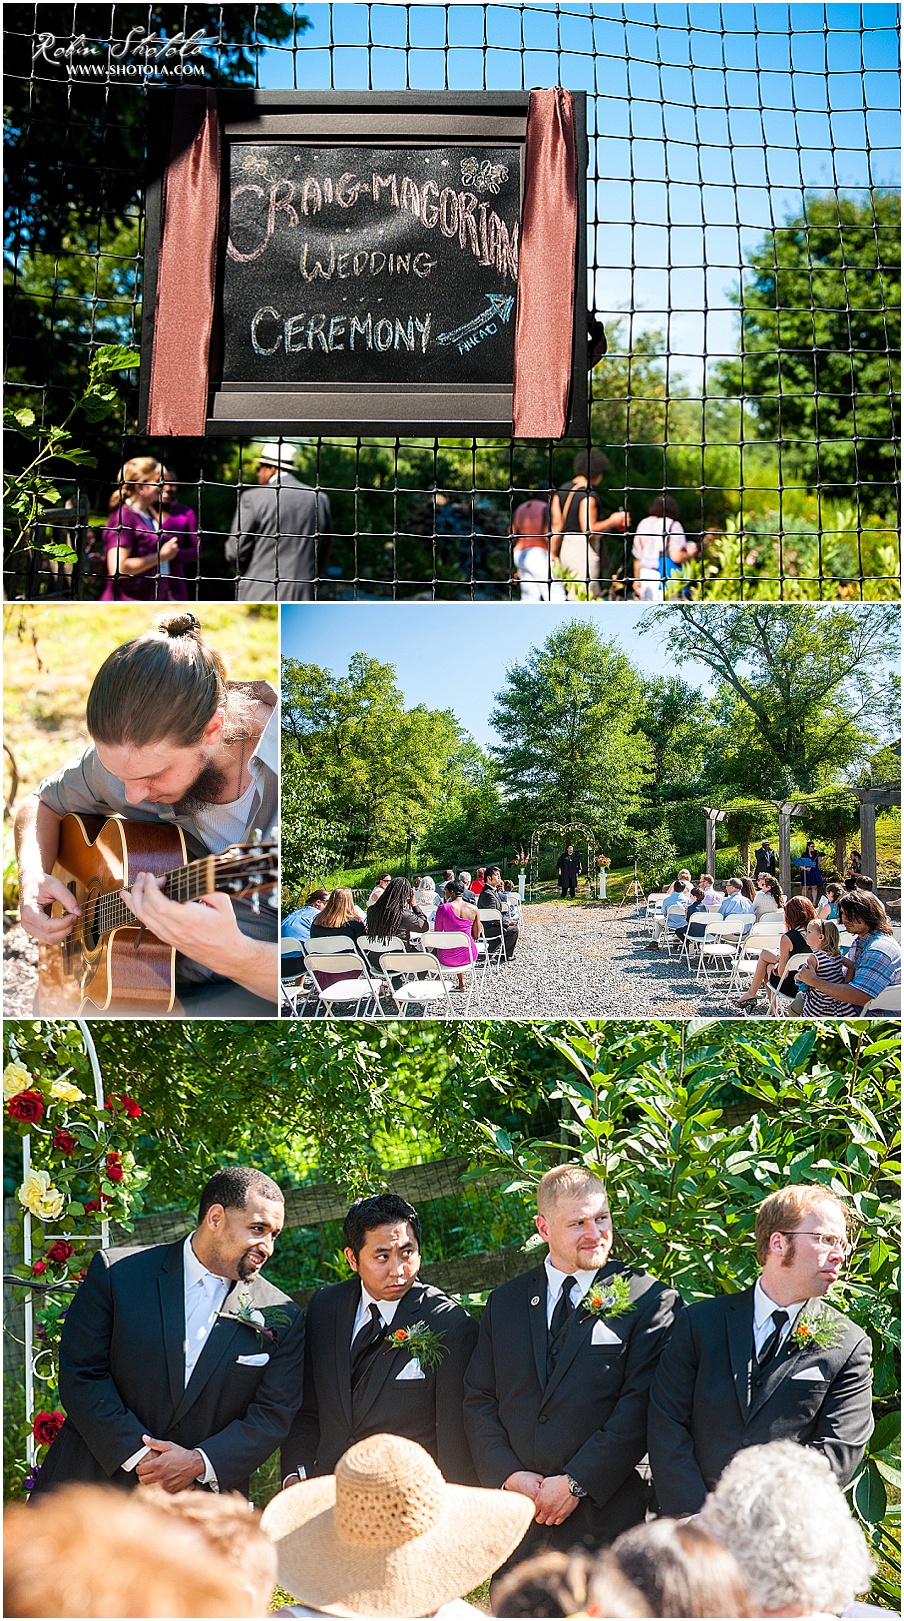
[
  {"x1": 581, "y1": 1275, "x2": 633, "y2": 1321},
  {"x1": 384, "y1": 1320, "x2": 447, "y2": 1371},
  {"x1": 221, "y1": 1290, "x2": 292, "y2": 1347},
  {"x1": 789, "y1": 1308, "x2": 841, "y2": 1353}
]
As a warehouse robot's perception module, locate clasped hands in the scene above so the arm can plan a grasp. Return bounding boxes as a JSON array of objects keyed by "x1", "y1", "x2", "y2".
[
  {"x1": 135, "y1": 1435, "x2": 205, "y2": 1493},
  {"x1": 504, "y1": 1470, "x2": 580, "y2": 1525}
]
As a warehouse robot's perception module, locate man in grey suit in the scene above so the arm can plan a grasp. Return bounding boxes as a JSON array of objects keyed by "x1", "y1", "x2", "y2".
[
  {"x1": 226, "y1": 442, "x2": 331, "y2": 602},
  {"x1": 648, "y1": 1184, "x2": 873, "y2": 1516}
]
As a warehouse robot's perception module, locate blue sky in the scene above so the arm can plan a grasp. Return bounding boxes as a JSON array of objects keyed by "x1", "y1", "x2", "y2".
[
  {"x1": 282, "y1": 601, "x2": 721, "y2": 745},
  {"x1": 253, "y1": 4, "x2": 901, "y2": 390}
]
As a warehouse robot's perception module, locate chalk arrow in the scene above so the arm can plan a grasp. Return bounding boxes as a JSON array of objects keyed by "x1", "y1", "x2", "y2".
[{"x1": 435, "y1": 293, "x2": 516, "y2": 347}]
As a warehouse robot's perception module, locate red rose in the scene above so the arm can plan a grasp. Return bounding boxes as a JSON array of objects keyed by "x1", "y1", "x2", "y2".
[
  {"x1": 33, "y1": 1410, "x2": 65, "y2": 1447},
  {"x1": 120, "y1": 1094, "x2": 142, "y2": 1118},
  {"x1": 83, "y1": 1194, "x2": 112, "y2": 1215},
  {"x1": 53, "y1": 1129, "x2": 76, "y2": 1155},
  {"x1": 46, "y1": 1241, "x2": 75, "y2": 1266},
  {"x1": 32, "y1": 1260, "x2": 47, "y2": 1276},
  {"x1": 8, "y1": 1090, "x2": 45, "y2": 1124},
  {"x1": 105, "y1": 1153, "x2": 124, "y2": 1183}
]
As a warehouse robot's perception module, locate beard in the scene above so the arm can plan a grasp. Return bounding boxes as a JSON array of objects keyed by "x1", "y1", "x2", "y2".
[{"x1": 172, "y1": 758, "x2": 230, "y2": 816}]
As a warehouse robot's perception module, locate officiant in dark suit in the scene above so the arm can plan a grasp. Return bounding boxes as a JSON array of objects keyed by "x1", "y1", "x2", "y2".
[
  {"x1": 463, "y1": 1165, "x2": 680, "y2": 1575},
  {"x1": 280, "y1": 1192, "x2": 478, "y2": 1487},
  {"x1": 648, "y1": 1184, "x2": 874, "y2": 1517},
  {"x1": 31, "y1": 1166, "x2": 304, "y2": 1498}
]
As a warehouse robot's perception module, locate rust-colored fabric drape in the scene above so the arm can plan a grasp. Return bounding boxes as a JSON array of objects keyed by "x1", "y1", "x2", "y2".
[
  {"x1": 147, "y1": 90, "x2": 220, "y2": 437},
  {"x1": 511, "y1": 87, "x2": 578, "y2": 438}
]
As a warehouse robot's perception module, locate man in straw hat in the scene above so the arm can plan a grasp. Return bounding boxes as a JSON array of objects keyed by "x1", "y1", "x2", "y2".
[
  {"x1": 261, "y1": 1432, "x2": 534, "y2": 1617},
  {"x1": 463, "y1": 1165, "x2": 680, "y2": 1581},
  {"x1": 281, "y1": 1194, "x2": 478, "y2": 1488},
  {"x1": 226, "y1": 441, "x2": 332, "y2": 602}
]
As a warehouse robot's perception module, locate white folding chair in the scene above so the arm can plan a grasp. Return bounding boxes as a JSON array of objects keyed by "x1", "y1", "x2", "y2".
[
  {"x1": 862, "y1": 983, "x2": 902, "y2": 1015},
  {"x1": 645, "y1": 893, "x2": 666, "y2": 932},
  {"x1": 300, "y1": 952, "x2": 379, "y2": 1017},
  {"x1": 302, "y1": 934, "x2": 363, "y2": 955},
  {"x1": 728, "y1": 927, "x2": 782, "y2": 993},
  {"x1": 379, "y1": 952, "x2": 455, "y2": 1017},
  {"x1": 280, "y1": 937, "x2": 307, "y2": 1014},
  {"x1": 477, "y1": 910, "x2": 507, "y2": 970},
  {"x1": 663, "y1": 904, "x2": 689, "y2": 955},
  {"x1": 421, "y1": 930, "x2": 483, "y2": 1014},
  {"x1": 679, "y1": 913, "x2": 719, "y2": 970},
  {"x1": 764, "y1": 953, "x2": 811, "y2": 1015},
  {"x1": 696, "y1": 916, "x2": 752, "y2": 988}
]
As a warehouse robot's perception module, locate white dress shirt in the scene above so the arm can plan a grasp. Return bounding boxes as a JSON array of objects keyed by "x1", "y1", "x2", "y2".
[
  {"x1": 753, "y1": 1278, "x2": 808, "y2": 1357},
  {"x1": 121, "y1": 1236, "x2": 229, "y2": 1486},
  {"x1": 543, "y1": 1256, "x2": 600, "y2": 1327},
  {"x1": 351, "y1": 1283, "x2": 403, "y2": 1343}
]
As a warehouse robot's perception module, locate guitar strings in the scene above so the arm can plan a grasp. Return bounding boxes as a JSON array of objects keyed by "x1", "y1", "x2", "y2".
[{"x1": 66, "y1": 845, "x2": 274, "y2": 949}]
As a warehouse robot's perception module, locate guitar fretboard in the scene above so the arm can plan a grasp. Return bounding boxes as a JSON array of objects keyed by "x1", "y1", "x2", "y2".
[{"x1": 73, "y1": 856, "x2": 215, "y2": 944}]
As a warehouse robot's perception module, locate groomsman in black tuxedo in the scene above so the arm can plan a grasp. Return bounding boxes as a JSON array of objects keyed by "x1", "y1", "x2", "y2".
[
  {"x1": 32, "y1": 1166, "x2": 304, "y2": 1497},
  {"x1": 648, "y1": 1184, "x2": 874, "y2": 1516},
  {"x1": 281, "y1": 1193, "x2": 478, "y2": 1486},
  {"x1": 463, "y1": 1165, "x2": 681, "y2": 1570}
]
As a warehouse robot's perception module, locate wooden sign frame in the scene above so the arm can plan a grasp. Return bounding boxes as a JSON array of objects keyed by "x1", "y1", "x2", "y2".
[{"x1": 140, "y1": 89, "x2": 588, "y2": 438}]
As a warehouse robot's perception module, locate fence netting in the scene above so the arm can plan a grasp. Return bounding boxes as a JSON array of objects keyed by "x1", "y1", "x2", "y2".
[{"x1": 4, "y1": 3, "x2": 900, "y2": 601}]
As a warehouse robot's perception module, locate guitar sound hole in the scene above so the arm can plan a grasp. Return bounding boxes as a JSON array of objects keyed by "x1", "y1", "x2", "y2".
[{"x1": 81, "y1": 880, "x2": 103, "y2": 954}]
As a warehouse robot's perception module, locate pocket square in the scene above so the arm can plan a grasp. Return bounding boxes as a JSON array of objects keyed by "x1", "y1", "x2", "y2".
[
  {"x1": 791, "y1": 1365, "x2": 826, "y2": 1381},
  {"x1": 395, "y1": 1358, "x2": 426, "y2": 1380},
  {"x1": 591, "y1": 1321, "x2": 623, "y2": 1347},
  {"x1": 236, "y1": 1352, "x2": 270, "y2": 1367}
]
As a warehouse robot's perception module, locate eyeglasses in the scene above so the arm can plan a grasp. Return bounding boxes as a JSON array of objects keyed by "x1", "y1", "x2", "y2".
[{"x1": 778, "y1": 1229, "x2": 851, "y2": 1258}]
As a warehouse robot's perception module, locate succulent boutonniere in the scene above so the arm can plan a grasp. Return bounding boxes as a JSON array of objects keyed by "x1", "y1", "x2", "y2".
[
  {"x1": 222, "y1": 1291, "x2": 292, "y2": 1347},
  {"x1": 581, "y1": 1275, "x2": 633, "y2": 1322},
  {"x1": 789, "y1": 1308, "x2": 841, "y2": 1354},
  {"x1": 385, "y1": 1320, "x2": 447, "y2": 1371}
]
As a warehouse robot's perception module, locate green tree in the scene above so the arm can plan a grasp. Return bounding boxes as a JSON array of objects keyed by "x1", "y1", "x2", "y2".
[
  {"x1": 644, "y1": 605, "x2": 899, "y2": 793},
  {"x1": 715, "y1": 192, "x2": 901, "y2": 508},
  {"x1": 489, "y1": 620, "x2": 652, "y2": 840}
]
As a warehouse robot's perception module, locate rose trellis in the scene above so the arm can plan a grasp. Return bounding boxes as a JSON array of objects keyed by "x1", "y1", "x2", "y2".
[{"x1": 4, "y1": 1019, "x2": 148, "y2": 1494}]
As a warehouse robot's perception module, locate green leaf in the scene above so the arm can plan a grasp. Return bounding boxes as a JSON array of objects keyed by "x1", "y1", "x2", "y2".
[
  {"x1": 52, "y1": 448, "x2": 97, "y2": 468},
  {"x1": 66, "y1": 1202, "x2": 85, "y2": 1217},
  {"x1": 870, "y1": 1411, "x2": 901, "y2": 1455},
  {"x1": 853, "y1": 1461, "x2": 887, "y2": 1525},
  {"x1": 9, "y1": 406, "x2": 36, "y2": 428},
  {"x1": 42, "y1": 543, "x2": 79, "y2": 564},
  {"x1": 90, "y1": 344, "x2": 140, "y2": 375}
]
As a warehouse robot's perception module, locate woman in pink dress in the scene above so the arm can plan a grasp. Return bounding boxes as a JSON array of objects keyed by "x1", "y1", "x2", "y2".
[{"x1": 432, "y1": 880, "x2": 481, "y2": 991}]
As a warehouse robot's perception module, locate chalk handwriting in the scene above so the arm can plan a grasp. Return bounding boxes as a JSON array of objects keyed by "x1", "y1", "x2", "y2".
[
  {"x1": 299, "y1": 245, "x2": 437, "y2": 281},
  {"x1": 436, "y1": 293, "x2": 515, "y2": 352},
  {"x1": 460, "y1": 156, "x2": 509, "y2": 195},
  {"x1": 250, "y1": 307, "x2": 433, "y2": 355}
]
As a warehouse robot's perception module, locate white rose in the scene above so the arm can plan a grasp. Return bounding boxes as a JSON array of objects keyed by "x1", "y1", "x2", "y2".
[
  {"x1": 4, "y1": 1062, "x2": 33, "y2": 1102},
  {"x1": 50, "y1": 1080, "x2": 86, "y2": 1104},
  {"x1": 18, "y1": 1169, "x2": 66, "y2": 1222}
]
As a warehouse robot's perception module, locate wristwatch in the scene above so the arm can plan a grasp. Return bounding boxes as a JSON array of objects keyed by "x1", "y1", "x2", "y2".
[{"x1": 567, "y1": 1475, "x2": 587, "y2": 1498}]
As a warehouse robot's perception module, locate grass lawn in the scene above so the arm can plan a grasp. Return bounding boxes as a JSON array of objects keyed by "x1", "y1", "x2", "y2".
[{"x1": 3, "y1": 604, "x2": 278, "y2": 804}]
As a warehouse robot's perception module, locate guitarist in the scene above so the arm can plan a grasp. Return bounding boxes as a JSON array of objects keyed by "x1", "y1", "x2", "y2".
[{"x1": 15, "y1": 612, "x2": 278, "y2": 1013}]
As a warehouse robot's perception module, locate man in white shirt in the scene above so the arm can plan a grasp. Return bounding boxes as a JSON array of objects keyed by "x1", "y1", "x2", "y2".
[
  {"x1": 281, "y1": 1193, "x2": 478, "y2": 1486},
  {"x1": 31, "y1": 1167, "x2": 304, "y2": 1498},
  {"x1": 648, "y1": 1184, "x2": 873, "y2": 1516},
  {"x1": 698, "y1": 873, "x2": 723, "y2": 909}
]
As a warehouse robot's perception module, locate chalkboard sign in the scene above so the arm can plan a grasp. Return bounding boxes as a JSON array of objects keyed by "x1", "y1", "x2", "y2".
[{"x1": 140, "y1": 91, "x2": 587, "y2": 437}]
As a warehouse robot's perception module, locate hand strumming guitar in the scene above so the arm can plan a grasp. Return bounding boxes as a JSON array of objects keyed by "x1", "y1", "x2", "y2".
[{"x1": 120, "y1": 873, "x2": 275, "y2": 1002}]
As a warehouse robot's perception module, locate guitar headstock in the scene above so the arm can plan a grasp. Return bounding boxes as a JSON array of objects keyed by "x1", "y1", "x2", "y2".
[{"x1": 212, "y1": 842, "x2": 278, "y2": 899}]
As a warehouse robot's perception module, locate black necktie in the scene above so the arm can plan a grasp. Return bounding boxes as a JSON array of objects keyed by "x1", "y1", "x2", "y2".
[
  {"x1": 350, "y1": 1302, "x2": 384, "y2": 1392},
  {"x1": 757, "y1": 1308, "x2": 790, "y2": 1369},
  {"x1": 547, "y1": 1276, "x2": 577, "y2": 1376}
]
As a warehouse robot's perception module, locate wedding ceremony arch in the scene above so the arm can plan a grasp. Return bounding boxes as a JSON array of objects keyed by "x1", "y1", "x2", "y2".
[{"x1": 528, "y1": 823, "x2": 598, "y2": 901}]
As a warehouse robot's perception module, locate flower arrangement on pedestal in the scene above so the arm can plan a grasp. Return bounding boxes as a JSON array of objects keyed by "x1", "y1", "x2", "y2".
[{"x1": 5, "y1": 1045, "x2": 148, "y2": 1494}]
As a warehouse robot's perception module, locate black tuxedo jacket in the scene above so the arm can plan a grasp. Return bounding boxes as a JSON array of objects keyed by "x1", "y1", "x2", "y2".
[
  {"x1": 648, "y1": 1285, "x2": 874, "y2": 1515},
  {"x1": 281, "y1": 1276, "x2": 479, "y2": 1485},
  {"x1": 32, "y1": 1240, "x2": 305, "y2": 1498},
  {"x1": 463, "y1": 1260, "x2": 681, "y2": 1543}
]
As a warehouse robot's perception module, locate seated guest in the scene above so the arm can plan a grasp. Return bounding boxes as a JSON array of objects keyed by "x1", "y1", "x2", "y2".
[
  {"x1": 739, "y1": 876, "x2": 756, "y2": 903},
  {"x1": 817, "y1": 881, "x2": 844, "y2": 921},
  {"x1": 796, "y1": 918, "x2": 848, "y2": 1017},
  {"x1": 309, "y1": 888, "x2": 367, "y2": 946},
  {"x1": 753, "y1": 874, "x2": 783, "y2": 920},
  {"x1": 698, "y1": 873, "x2": 723, "y2": 909},
  {"x1": 260, "y1": 1434, "x2": 534, "y2": 1619},
  {"x1": 472, "y1": 867, "x2": 487, "y2": 896},
  {"x1": 4, "y1": 1483, "x2": 250, "y2": 1616},
  {"x1": 458, "y1": 870, "x2": 479, "y2": 905},
  {"x1": 281, "y1": 888, "x2": 329, "y2": 977},
  {"x1": 443, "y1": 868, "x2": 455, "y2": 886},
  {"x1": 478, "y1": 866, "x2": 519, "y2": 958},
  {"x1": 797, "y1": 890, "x2": 901, "y2": 1012},
  {"x1": 606, "y1": 1519, "x2": 752, "y2": 1618},
  {"x1": 491, "y1": 1550, "x2": 593, "y2": 1618},
  {"x1": 414, "y1": 875, "x2": 440, "y2": 920},
  {"x1": 673, "y1": 887, "x2": 710, "y2": 949},
  {"x1": 847, "y1": 849, "x2": 862, "y2": 877},
  {"x1": 647, "y1": 880, "x2": 689, "y2": 948},
  {"x1": 735, "y1": 895, "x2": 815, "y2": 1009},
  {"x1": 366, "y1": 876, "x2": 429, "y2": 950},
  {"x1": 433, "y1": 880, "x2": 481, "y2": 992},
  {"x1": 699, "y1": 1442, "x2": 874, "y2": 1620},
  {"x1": 720, "y1": 877, "x2": 754, "y2": 919},
  {"x1": 501, "y1": 880, "x2": 521, "y2": 924},
  {"x1": 366, "y1": 874, "x2": 392, "y2": 907},
  {"x1": 677, "y1": 869, "x2": 694, "y2": 893}
]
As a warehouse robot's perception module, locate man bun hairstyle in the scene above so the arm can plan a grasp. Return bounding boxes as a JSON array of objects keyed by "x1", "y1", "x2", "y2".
[
  {"x1": 344, "y1": 1192, "x2": 421, "y2": 1258},
  {"x1": 197, "y1": 1166, "x2": 283, "y2": 1226},
  {"x1": 86, "y1": 614, "x2": 229, "y2": 750}
]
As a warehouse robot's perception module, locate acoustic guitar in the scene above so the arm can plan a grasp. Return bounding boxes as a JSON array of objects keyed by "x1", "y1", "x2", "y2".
[{"x1": 36, "y1": 813, "x2": 277, "y2": 1016}]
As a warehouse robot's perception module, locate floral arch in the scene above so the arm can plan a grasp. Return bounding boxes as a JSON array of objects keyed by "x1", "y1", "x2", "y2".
[{"x1": 528, "y1": 822, "x2": 598, "y2": 900}]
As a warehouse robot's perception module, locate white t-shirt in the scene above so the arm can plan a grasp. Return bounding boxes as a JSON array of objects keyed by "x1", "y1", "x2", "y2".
[{"x1": 633, "y1": 515, "x2": 687, "y2": 576}]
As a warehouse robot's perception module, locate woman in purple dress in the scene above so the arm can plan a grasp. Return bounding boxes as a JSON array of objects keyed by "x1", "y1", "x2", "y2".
[
  {"x1": 100, "y1": 457, "x2": 181, "y2": 601},
  {"x1": 432, "y1": 879, "x2": 481, "y2": 991},
  {"x1": 156, "y1": 466, "x2": 201, "y2": 599}
]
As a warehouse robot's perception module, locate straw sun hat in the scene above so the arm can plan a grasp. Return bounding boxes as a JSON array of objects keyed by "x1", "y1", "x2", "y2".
[{"x1": 260, "y1": 1433, "x2": 534, "y2": 1617}]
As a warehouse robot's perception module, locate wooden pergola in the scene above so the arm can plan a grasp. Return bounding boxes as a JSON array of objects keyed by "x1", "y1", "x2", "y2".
[{"x1": 705, "y1": 786, "x2": 901, "y2": 895}]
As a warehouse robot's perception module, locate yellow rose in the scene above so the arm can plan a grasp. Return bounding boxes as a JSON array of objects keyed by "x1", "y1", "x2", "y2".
[
  {"x1": 18, "y1": 1169, "x2": 66, "y2": 1222},
  {"x1": 4, "y1": 1062, "x2": 33, "y2": 1102},
  {"x1": 50, "y1": 1079, "x2": 86, "y2": 1104}
]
